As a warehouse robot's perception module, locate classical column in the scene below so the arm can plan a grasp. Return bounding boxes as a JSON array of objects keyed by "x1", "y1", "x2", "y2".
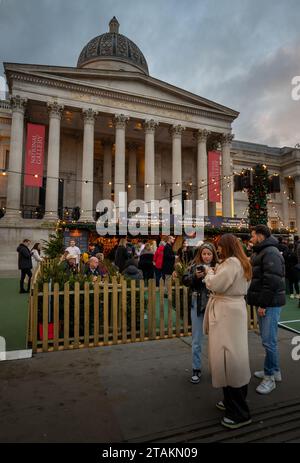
[
  {"x1": 170, "y1": 125, "x2": 185, "y2": 201},
  {"x1": 127, "y1": 142, "x2": 138, "y2": 203},
  {"x1": 44, "y1": 102, "x2": 64, "y2": 221},
  {"x1": 114, "y1": 114, "x2": 129, "y2": 207},
  {"x1": 195, "y1": 129, "x2": 210, "y2": 216},
  {"x1": 221, "y1": 133, "x2": 234, "y2": 218},
  {"x1": 294, "y1": 176, "x2": 300, "y2": 233},
  {"x1": 155, "y1": 144, "x2": 162, "y2": 200},
  {"x1": 102, "y1": 139, "x2": 113, "y2": 201},
  {"x1": 80, "y1": 108, "x2": 97, "y2": 222},
  {"x1": 144, "y1": 119, "x2": 158, "y2": 203},
  {"x1": 4, "y1": 96, "x2": 27, "y2": 221},
  {"x1": 280, "y1": 177, "x2": 290, "y2": 229}
]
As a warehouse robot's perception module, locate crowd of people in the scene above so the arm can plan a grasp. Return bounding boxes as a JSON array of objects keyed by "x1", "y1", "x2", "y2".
[{"x1": 17, "y1": 224, "x2": 294, "y2": 430}]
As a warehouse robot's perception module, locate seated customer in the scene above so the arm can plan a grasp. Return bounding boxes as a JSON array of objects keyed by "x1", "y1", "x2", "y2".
[
  {"x1": 95, "y1": 253, "x2": 109, "y2": 277},
  {"x1": 62, "y1": 254, "x2": 78, "y2": 276},
  {"x1": 84, "y1": 257, "x2": 100, "y2": 278}
]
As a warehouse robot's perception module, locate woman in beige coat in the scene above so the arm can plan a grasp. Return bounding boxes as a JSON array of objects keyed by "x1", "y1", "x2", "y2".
[{"x1": 203, "y1": 234, "x2": 252, "y2": 429}]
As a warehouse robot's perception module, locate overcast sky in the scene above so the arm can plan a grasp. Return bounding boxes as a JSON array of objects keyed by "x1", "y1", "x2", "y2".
[{"x1": 1, "y1": 0, "x2": 300, "y2": 147}]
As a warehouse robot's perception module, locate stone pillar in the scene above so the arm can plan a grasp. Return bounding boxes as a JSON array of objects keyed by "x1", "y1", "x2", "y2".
[
  {"x1": 127, "y1": 142, "x2": 138, "y2": 203},
  {"x1": 102, "y1": 139, "x2": 113, "y2": 201},
  {"x1": 114, "y1": 114, "x2": 129, "y2": 207},
  {"x1": 221, "y1": 133, "x2": 234, "y2": 218},
  {"x1": 144, "y1": 119, "x2": 158, "y2": 203},
  {"x1": 170, "y1": 125, "x2": 185, "y2": 201},
  {"x1": 195, "y1": 129, "x2": 210, "y2": 216},
  {"x1": 155, "y1": 144, "x2": 162, "y2": 200},
  {"x1": 44, "y1": 102, "x2": 64, "y2": 221},
  {"x1": 3, "y1": 96, "x2": 27, "y2": 221},
  {"x1": 80, "y1": 108, "x2": 97, "y2": 222},
  {"x1": 280, "y1": 177, "x2": 290, "y2": 229},
  {"x1": 294, "y1": 176, "x2": 300, "y2": 233}
]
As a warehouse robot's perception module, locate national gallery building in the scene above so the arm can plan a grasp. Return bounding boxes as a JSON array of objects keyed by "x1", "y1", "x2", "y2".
[{"x1": 0, "y1": 17, "x2": 299, "y2": 270}]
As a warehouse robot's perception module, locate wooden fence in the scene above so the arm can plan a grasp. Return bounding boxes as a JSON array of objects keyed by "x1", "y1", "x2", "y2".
[{"x1": 28, "y1": 260, "x2": 259, "y2": 353}]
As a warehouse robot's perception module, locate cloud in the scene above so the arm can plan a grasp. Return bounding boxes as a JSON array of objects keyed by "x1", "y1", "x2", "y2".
[{"x1": 0, "y1": 0, "x2": 300, "y2": 146}]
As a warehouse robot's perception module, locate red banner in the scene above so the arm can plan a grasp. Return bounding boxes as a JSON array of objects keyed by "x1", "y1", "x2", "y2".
[
  {"x1": 208, "y1": 151, "x2": 221, "y2": 203},
  {"x1": 24, "y1": 123, "x2": 45, "y2": 187}
]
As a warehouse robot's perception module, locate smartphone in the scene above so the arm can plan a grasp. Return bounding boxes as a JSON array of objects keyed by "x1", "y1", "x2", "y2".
[{"x1": 196, "y1": 265, "x2": 205, "y2": 272}]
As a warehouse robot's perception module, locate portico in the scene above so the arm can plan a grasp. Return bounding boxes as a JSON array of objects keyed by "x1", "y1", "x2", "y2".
[
  {"x1": 0, "y1": 17, "x2": 239, "y2": 271},
  {"x1": 1, "y1": 88, "x2": 236, "y2": 224}
]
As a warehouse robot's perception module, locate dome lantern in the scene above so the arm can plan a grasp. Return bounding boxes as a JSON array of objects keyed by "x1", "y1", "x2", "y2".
[{"x1": 109, "y1": 16, "x2": 120, "y2": 34}]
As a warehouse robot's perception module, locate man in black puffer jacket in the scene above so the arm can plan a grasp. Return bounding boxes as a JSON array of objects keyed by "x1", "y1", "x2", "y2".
[
  {"x1": 247, "y1": 225, "x2": 285, "y2": 395},
  {"x1": 17, "y1": 239, "x2": 33, "y2": 293}
]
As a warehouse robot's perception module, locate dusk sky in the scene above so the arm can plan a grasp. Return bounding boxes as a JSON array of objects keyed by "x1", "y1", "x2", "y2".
[{"x1": 1, "y1": 0, "x2": 300, "y2": 147}]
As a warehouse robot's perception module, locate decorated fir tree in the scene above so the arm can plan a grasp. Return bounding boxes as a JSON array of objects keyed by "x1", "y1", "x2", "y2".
[
  {"x1": 42, "y1": 231, "x2": 64, "y2": 258},
  {"x1": 247, "y1": 164, "x2": 269, "y2": 226}
]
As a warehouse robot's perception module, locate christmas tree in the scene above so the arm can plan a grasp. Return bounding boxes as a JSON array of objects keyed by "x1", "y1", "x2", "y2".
[{"x1": 247, "y1": 164, "x2": 269, "y2": 226}]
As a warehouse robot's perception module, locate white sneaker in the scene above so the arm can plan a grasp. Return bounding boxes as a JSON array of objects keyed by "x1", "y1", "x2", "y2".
[
  {"x1": 296, "y1": 294, "x2": 300, "y2": 299},
  {"x1": 254, "y1": 370, "x2": 282, "y2": 382},
  {"x1": 290, "y1": 294, "x2": 295, "y2": 299},
  {"x1": 256, "y1": 376, "x2": 276, "y2": 394},
  {"x1": 190, "y1": 369, "x2": 202, "y2": 384}
]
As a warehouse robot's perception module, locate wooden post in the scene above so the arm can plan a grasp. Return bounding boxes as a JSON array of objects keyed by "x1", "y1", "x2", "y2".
[
  {"x1": 53, "y1": 282, "x2": 59, "y2": 351},
  {"x1": 148, "y1": 278, "x2": 152, "y2": 340},
  {"x1": 151, "y1": 278, "x2": 157, "y2": 339},
  {"x1": 175, "y1": 278, "x2": 181, "y2": 337},
  {"x1": 42, "y1": 283, "x2": 49, "y2": 352},
  {"x1": 183, "y1": 286, "x2": 189, "y2": 336},
  {"x1": 74, "y1": 282, "x2": 80, "y2": 349},
  {"x1": 112, "y1": 276, "x2": 118, "y2": 344},
  {"x1": 131, "y1": 280, "x2": 136, "y2": 342},
  {"x1": 159, "y1": 278, "x2": 165, "y2": 338},
  {"x1": 148, "y1": 279, "x2": 153, "y2": 340},
  {"x1": 140, "y1": 280, "x2": 145, "y2": 342},
  {"x1": 122, "y1": 279, "x2": 127, "y2": 343},
  {"x1": 94, "y1": 280, "x2": 100, "y2": 346},
  {"x1": 84, "y1": 281, "x2": 90, "y2": 347},
  {"x1": 168, "y1": 278, "x2": 173, "y2": 338},
  {"x1": 64, "y1": 282, "x2": 70, "y2": 350},
  {"x1": 32, "y1": 285, "x2": 38, "y2": 353},
  {"x1": 103, "y1": 279, "x2": 109, "y2": 345},
  {"x1": 28, "y1": 289, "x2": 33, "y2": 344}
]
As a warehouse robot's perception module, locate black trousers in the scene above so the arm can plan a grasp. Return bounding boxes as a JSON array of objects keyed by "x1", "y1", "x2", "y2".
[
  {"x1": 288, "y1": 277, "x2": 299, "y2": 295},
  {"x1": 222, "y1": 384, "x2": 250, "y2": 422},
  {"x1": 20, "y1": 268, "x2": 32, "y2": 291}
]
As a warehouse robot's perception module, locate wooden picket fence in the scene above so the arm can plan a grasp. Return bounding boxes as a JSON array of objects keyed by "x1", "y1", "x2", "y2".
[{"x1": 28, "y1": 264, "x2": 259, "y2": 354}]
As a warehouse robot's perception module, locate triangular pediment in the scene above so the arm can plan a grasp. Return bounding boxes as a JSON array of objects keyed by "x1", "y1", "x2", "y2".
[{"x1": 4, "y1": 62, "x2": 238, "y2": 120}]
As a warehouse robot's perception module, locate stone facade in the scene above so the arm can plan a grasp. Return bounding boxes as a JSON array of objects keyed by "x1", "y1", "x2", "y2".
[{"x1": 0, "y1": 18, "x2": 298, "y2": 271}]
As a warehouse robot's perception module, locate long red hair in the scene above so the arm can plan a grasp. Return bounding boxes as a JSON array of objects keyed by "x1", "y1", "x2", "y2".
[{"x1": 218, "y1": 234, "x2": 252, "y2": 281}]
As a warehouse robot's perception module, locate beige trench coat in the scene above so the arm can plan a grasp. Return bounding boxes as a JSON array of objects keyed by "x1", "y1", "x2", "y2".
[{"x1": 203, "y1": 257, "x2": 251, "y2": 388}]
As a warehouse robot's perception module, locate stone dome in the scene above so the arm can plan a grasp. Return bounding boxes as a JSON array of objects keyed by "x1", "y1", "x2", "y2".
[{"x1": 77, "y1": 17, "x2": 149, "y2": 75}]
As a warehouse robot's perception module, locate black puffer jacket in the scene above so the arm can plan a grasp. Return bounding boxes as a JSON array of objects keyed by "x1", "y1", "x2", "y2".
[
  {"x1": 247, "y1": 236, "x2": 286, "y2": 308},
  {"x1": 17, "y1": 244, "x2": 32, "y2": 270}
]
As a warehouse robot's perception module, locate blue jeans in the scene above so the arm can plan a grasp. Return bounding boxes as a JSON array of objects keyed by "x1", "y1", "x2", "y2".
[
  {"x1": 191, "y1": 294, "x2": 204, "y2": 371},
  {"x1": 257, "y1": 307, "x2": 282, "y2": 376}
]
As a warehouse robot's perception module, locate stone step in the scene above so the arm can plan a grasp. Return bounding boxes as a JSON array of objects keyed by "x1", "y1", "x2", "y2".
[{"x1": 127, "y1": 397, "x2": 300, "y2": 443}]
